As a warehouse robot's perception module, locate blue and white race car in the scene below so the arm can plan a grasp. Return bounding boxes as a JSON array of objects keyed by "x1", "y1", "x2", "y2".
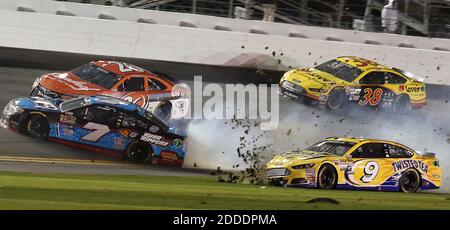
[{"x1": 1, "y1": 95, "x2": 187, "y2": 165}]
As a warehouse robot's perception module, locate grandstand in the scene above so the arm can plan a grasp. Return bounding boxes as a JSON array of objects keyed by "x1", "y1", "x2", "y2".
[{"x1": 61, "y1": 0, "x2": 449, "y2": 38}]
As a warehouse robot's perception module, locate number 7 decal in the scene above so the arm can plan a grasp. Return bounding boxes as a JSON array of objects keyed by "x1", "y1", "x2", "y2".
[{"x1": 81, "y1": 122, "x2": 110, "y2": 142}]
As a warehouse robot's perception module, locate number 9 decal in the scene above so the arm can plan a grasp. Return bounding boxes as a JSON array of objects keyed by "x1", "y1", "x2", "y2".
[{"x1": 361, "y1": 161, "x2": 379, "y2": 183}]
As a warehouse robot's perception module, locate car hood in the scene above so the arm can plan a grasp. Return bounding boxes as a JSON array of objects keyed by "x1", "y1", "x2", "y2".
[
  {"x1": 14, "y1": 97, "x2": 60, "y2": 111},
  {"x1": 283, "y1": 68, "x2": 350, "y2": 88},
  {"x1": 167, "y1": 125, "x2": 188, "y2": 138},
  {"x1": 267, "y1": 150, "x2": 338, "y2": 168},
  {"x1": 38, "y1": 72, "x2": 104, "y2": 95}
]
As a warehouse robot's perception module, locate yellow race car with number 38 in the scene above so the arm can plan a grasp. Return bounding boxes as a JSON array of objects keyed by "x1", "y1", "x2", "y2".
[
  {"x1": 266, "y1": 137, "x2": 441, "y2": 192},
  {"x1": 280, "y1": 56, "x2": 426, "y2": 112}
]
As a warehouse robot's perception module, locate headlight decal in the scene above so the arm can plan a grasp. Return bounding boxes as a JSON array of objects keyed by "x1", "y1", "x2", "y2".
[
  {"x1": 2, "y1": 101, "x2": 24, "y2": 116},
  {"x1": 292, "y1": 163, "x2": 315, "y2": 169}
]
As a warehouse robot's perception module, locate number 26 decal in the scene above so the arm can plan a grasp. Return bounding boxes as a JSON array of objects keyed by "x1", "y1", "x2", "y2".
[
  {"x1": 107, "y1": 61, "x2": 144, "y2": 73},
  {"x1": 361, "y1": 161, "x2": 379, "y2": 183},
  {"x1": 359, "y1": 88, "x2": 383, "y2": 106}
]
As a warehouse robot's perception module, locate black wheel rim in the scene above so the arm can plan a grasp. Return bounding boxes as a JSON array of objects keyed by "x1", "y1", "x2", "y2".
[
  {"x1": 328, "y1": 91, "x2": 344, "y2": 109},
  {"x1": 320, "y1": 167, "x2": 335, "y2": 188},
  {"x1": 28, "y1": 119, "x2": 47, "y2": 138},
  {"x1": 401, "y1": 171, "x2": 419, "y2": 192},
  {"x1": 128, "y1": 144, "x2": 150, "y2": 163}
]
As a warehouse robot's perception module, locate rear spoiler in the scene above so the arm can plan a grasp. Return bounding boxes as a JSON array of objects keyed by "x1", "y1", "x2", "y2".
[{"x1": 422, "y1": 152, "x2": 436, "y2": 158}]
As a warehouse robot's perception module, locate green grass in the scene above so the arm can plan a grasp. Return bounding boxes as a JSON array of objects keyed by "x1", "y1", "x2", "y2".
[{"x1": 0, "y1": 171, "x2": 449, "y2": 209}]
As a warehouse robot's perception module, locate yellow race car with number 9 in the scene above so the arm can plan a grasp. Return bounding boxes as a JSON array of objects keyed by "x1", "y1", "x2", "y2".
[
  {"x1": 266, "y1": 137, "x2": 441, "y2": 192},
  {"x1": 280, "y1": 56, "x2": 426, "y2": 112}
]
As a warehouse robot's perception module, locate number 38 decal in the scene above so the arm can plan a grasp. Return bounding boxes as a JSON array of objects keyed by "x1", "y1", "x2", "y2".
[{"x1": 359, "y1": 88, "x2": 383, "y2": 106}]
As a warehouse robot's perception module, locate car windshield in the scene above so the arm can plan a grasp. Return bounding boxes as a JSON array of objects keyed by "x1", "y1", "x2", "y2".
[
  {"x1": 72, "y1": 63, "x2": 122, "y2": 89},
  {"x1": 315, "y1": 60, "x2": 362, "y2": 82},
  {"x1": 304, "y1": 141, "x2": 356, "y2": 156},
  {"x1": 143, "y1": 110, "x2": 169, "y2": 131},
  {"x1": 60, "y1": 97, "x2": 87, "y2": 112}
]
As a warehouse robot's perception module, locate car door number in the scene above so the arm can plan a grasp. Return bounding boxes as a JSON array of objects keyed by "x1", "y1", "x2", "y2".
[
  {"x1": 81, "y1": 122, "x2": 110, "y2": 142},
  {"x1": 359, "y1": 88, "x2": 383, "y2": 106},
  {"x1": 107, "y1": 61, "x2": 144, "y2": 73},
  {"x1": 361, "y1": 161, "x2": 379, "y2": 183}
]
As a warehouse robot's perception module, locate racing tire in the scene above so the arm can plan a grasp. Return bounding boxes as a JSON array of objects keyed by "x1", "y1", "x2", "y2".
[
  {"x1": 399, "y1": 169, "x2": 421, "y2": 193},
  {"x1": 154, "y1": 101, "x2": 172, "y2": 122},
  {"x1": 126, "y1": 142, "x2": 152, "y2": 163},
  {"x1": 326, "y1": 89, "x2": 346, "y2": 110},
  {"x1": 392, "y1": 95, "x2": 412, "y2": 113},
  {"x1": 26, "y1": 115, "x2": 50, "y2": 139},
  {"x1": 317, "y1": 164, "x2": 337, "y2": 189}
]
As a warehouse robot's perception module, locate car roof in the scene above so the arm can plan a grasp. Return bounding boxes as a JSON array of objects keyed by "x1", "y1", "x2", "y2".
[
  {"x1": 336, "y1": 56, "x2": 392, "y2": 72},
  {"x1": 85, "y1": 95, "x2": 142, "y2": 112},
  {"x1": 92, "y1": 60, "x2": 156, "y2": 78},
  {"x1": 324, "y1": 137, "x2": 411, "y2": 148}
]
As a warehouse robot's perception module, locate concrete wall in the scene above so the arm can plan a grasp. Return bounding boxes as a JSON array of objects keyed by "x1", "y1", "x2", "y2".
[
  {"x1": 0, "y1": 0, "x2": 449, "y2": 85},
  {"x1": 1, "y1": 0, "x2": 450, "y2": 51}
]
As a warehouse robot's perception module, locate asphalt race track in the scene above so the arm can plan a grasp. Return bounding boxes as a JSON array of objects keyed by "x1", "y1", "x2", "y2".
[{"x1": 0, "y1": 61, "x2": 449, "y2": 192}]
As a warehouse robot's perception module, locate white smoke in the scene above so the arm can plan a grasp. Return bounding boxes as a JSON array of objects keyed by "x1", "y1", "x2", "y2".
[{"x1": 182, "y1": 88, "x2": 450, "y2": 193}]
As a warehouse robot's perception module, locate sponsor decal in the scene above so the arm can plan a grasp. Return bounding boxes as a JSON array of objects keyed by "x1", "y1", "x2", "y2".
[
  {"x1": 160, "y1": 151, "x2": 178, "y2": 161},
  {"x1": 333, "y1": 160, "x2": 350, "y2": 171},
  {"x1": 119, "y1": 129, "x2": 139, "y2": 138},
  {"x1": 149, "y1": 125, "x2": 160, "y2": 133},
  {"x1": 140, "y1": 133, "x2": 170, "y2": 147},
  {"x1": 406, "y1": 86, "x2": 424, "y2": 93},
  {"x1": 114, "y1": 138, "x2": 125, "y2": 149},
  {"x1": 172, "y1": 84, "x2": 190, "y2": 97},
  {"x1": 60, "y1": 114, "x2": 76, "y2": 124},
  {"x1": 305, "y1": 168, "x2": 315, "y2": 175},
  {"x1": 392, "y1": 159, "x2": 429, "y2": 173},
  {"x1": 433, "y1": 160, "x2": 439, "y2": 167},
  {"x1": 398, "y1": 85, "x2": 405, "y2": 92},
  {"x1": 173, "y1": 139, "x2": 183, "y2": 147},
  {"x1": 63, "y1": 127, "x2": 73, "y2": 136}
]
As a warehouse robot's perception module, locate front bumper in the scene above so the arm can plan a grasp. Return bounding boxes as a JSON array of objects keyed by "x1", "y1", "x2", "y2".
[
  {"x1": 0, "y1": 116, "x2": 8, "y2": 128},
  {"x1": 0, "y1": 114, "x2": 21, "y2": 130},
  {"x1": 279, "y1": 81, "x2": 323, "y2": 105},
  {"x1": 279, "y1": 81, "x2": 306, "y2": 98},
  {"x1": 267, "y1": 167, "x2": 317, "y2": 187}
]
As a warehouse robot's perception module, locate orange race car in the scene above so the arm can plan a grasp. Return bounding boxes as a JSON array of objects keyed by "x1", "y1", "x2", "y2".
[{"x1": 30, "y1": 60, "x2": 189, "y2": 121}]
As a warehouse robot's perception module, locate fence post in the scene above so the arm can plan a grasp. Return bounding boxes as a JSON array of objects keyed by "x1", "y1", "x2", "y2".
[
  {"x1": 229, "y1": 0, "x2": 234, "y2": 18},
  {"x1": 192, "y1": 0, "x2": 197, "y2": 14}
]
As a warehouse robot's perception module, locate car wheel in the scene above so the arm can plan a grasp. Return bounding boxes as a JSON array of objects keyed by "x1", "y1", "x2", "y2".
[
  {"x1": 154, "y1": 101, "x2": 172, "y2": 121},
  {"x1": 126, "y1": 142, "x2": 152, "y2": 163},
  {"x1": 26, "y1": 115, "x2": 50, "y2": 139},
  {"x1": 326, "y1": 89, "x2": 346, "y2": 110},
  {"x1": 317, "y1": 164, "x2": 337, "y2": 189},
  {"x1": 399, "y1": 169, "x2": 421, "y2": 193},
  {"x1": 392, "y1": 95, "x2": 412, "y2": 113}
]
